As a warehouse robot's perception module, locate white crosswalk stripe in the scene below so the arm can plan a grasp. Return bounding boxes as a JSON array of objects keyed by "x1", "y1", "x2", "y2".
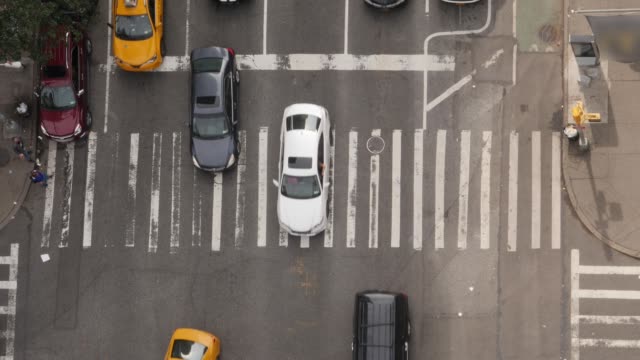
[
  {"x1": 148, "y1": 133, "x2": 162, "y2": 253},
  {"x1": 59, "y1": 142, "x2": 75, "y2": 248},
  {"x1": 83, "y1": 132, "x2": 98, "y2": 248},
  {"x1": 126, "y1": 133, "x2": 139, "y2": 247},
  {"x1": 368, "y1": 129, "x2": 381, "y2": 249},
  {"x1": 571, "y1": 249, "x2": 640, "y2": 359},
  {"x1": 38, "y1": 127, "x2": 565, "y2": 253}
]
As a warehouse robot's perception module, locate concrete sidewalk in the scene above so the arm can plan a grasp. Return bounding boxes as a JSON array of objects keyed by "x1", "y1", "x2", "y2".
[
  {"x1": 564, "y1": 0, "x2": 640, "y2": 257},
  {"x1": 0, "y1": 60, "x2": 37, "y2": 231}
]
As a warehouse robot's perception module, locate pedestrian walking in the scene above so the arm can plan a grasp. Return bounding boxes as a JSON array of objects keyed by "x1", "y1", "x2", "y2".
[
  {"x1": 12, "y1": 136, "x2": 33, "y2": 162},
  {"x1": 30, "y1": 169, "x2": 52, "y2": 187}
]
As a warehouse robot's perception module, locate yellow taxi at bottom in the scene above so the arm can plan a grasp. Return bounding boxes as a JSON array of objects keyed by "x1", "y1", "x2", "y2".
[
  {"x1": 164, "y1": 328, "x2": 221, "y2": 360},
  {"x1": 111, "y1": 0, "x2": 164, "y2": 71}
]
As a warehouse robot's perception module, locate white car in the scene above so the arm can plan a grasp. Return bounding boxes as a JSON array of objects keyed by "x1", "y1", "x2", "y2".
[{"x1": 273, "y1": 104, "x2": 331, "y2": 236}]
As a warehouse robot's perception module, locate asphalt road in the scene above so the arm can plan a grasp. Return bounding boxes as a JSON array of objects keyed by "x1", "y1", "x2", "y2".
[{"x1": 2, "y1": 0, "x2": 640, "y2": 359}]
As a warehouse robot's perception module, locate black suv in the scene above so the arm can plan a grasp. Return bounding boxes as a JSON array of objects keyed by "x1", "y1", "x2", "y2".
[
  {"x1": 352, "y1": 291, "x2": 411, "y2": 360},
  {"x1": 189, "y1": 46, "x2": 240, "y2": 172}
]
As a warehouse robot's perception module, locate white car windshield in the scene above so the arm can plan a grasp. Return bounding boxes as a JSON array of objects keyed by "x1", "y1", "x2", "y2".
[{"x1": 281, "y1": 174, "x2": 321, "y2": 199}]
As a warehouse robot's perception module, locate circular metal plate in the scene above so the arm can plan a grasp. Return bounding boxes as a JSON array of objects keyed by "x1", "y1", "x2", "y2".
[{"x1": 366, "y1": 135, "x2": 385, "y2": 154}]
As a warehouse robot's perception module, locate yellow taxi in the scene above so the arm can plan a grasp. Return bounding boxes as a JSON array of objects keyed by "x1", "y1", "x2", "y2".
[
  {"x1": 164, "y1": 328, "x2": 221, "y2": 360},
  {"x1": 111, "y1": 0, "x2": 164, "y2": 71}
]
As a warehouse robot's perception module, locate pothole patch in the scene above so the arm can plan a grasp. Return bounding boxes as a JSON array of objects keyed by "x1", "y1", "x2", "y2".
[{"x1": 366, "y1": 135, "x2": 385, "y2": 154}]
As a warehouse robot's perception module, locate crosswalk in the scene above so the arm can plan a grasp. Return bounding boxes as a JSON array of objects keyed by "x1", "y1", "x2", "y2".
[
  {"x1": 38, "y1": 127, "x2": 563, "y2": 253},
  {"x1": 571, "y1": 249, "x2": 640, "y2": 359}
]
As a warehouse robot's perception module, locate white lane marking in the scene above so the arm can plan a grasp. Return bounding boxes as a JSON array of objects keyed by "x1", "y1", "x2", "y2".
[
  {"x1": 126, "y1": 133, "x2": 139, "y2": 247},
  {"x1": 257, "y1": 127, "x2": 268, "y2": 247},
  {"x1": 346, "y1": 131, "x2": 358, "y2": 248},
  {"x1": 531, "y1": 131, "x2": 541, "y2": 249},
  {"x1": 423, "y1": 0, "x2": 493, "y2": 129},
  {"x1": 571, "y1": 249, "x2": 580, "y2": 360},
  {"x1": 579, "y1": 339, "x2": 640, "y2": 348},
  {"x1": 325, "y1": 129, "x2": 335, "y2": 248},
  {"x1": 369, "y1": 129, "x2": 381, "y2": 249},
  {"x1": 457, "y1": 130, "x2": 470, "y2": 250},
  {"x1": 148, "y1": 133, "x2": 162, "y2": 253},
  {"x1": 577, "y1": 289, "x2": 640, "y2": 300},
  {"x1": 507, "y1": 131, "x2": 518, "y2": 252},
  {"x1": 263, "y1": 0, "x2": 268, "y2": 54},
  {"x1": 104, "y1": 0, "x2": 113, "y2": 133},
  {"x1": 413, "y1": 130, "x2": 424, "y2": 250},
  {"x1": 170, "y1": 132, "x2": 182, "y2": 253},
  {"x1": 391, "y1": 130, "x2": 401, "y2": 248},
  {"x1": 237, "y1": 54, "x2": 454, "y2": 72},
  {"x1": 185, "y1": 0, "x2": 191, "y2": 56},
  {"x1": 211, "y1": 174, "x2": 223, "y2": 252},
  {"x1": 552, "y1": 132, "x2": 561, "y2": 249},
  {"x1": 579, "y1": 315, "x2": 640, "y2": 324},
  {"x1": 482, "y1": 49, "x2": 504, "y2": 69},
  {"x1": 279, "y1": 228, "x2": 288, "y2": 247},
  {"x1": 512, "y1": 0, "x2": 517, "y2": 37},
  {"x1": 425, "y1": 72, "x2": 474, "y2": 114},
  {"x1": 344, "y1": 0, "x2": 349, "y2": 54},
  {"x1": 41, "y1": 140, "x2": 57, "y2": 248},
  {"x1": 435, "y1": 130, "x2": 446, "y2": 249},
  {"x1": 480, "y1": 131, "x2": 492, "y2": 249},
  {"x1": 513, "y1": 44, "x2": 518, "y2": 85},
  {"x1": 60, "y1": 142, "x2": 75, "y2": 248},
  {"x1": 155, "y1": 56, "x2": 190, "y2": 71},
  {"x1": 4, "y1": 244, "x2": 18, "y2": 360},
  {"x1": 192, "y1": 169, "x2": 202, "y2": 247},
  {"x1": 234, "y1": 130, "x2": 247, "y2": 248},
  {"x1": 425, "y1": 0, "x2": 429, "y2": 14},
  {"x1": 578, "y1": 265, "x2": 640, "y2": 275},
  {"x1": 301, "y1": 236, "x2": 309, "y2": 248},
  {"x1": 100, "y1": 54, "x2": 456, "y2": 73},
  {"x1": 82, "y1": 132, "x2": 98, "y2": 248},
  {"x1": 0, "y1": 281, "x2": 17, "y2": 290}
]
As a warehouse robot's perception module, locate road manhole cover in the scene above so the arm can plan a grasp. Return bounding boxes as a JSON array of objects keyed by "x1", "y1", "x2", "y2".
[
  {"x1": 538, "y1": 24, "x2": 561, "y2": 44},
  {"x1": 0, "y1": 148, "x2": 10, "y2": 167},
  {"x1": 366, "y1": 135, "x2": 385, "y2": 154}
]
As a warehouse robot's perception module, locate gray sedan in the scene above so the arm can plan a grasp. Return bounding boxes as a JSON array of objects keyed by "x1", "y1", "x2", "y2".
[{"x1": 189, "y1": 46, "x2": 240, "y2": 172}]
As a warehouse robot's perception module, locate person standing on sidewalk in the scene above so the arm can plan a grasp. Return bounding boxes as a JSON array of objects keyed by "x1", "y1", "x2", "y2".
[
  {"x1": 12, "y1": 136, "x2": 33, "y2": 162},
  {"x1": 30, "y1": 169, "x2": 52, "y2": 187}
]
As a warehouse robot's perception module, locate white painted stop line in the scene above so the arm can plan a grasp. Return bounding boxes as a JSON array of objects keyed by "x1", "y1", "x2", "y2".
[{"x1": 100, "y1": 54, "x2": 455, "y2": 72}]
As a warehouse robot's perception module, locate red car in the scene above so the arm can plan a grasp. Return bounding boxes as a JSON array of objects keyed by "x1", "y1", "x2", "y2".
[{"x1": 35, "y1": 30, "x2": 92, "y2": 142}]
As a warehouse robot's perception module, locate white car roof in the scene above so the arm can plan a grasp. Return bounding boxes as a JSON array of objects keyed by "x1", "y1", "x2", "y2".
[
  {"x1": 283, "y1": 130, "x2": 319, "y2": 176},
  {"x1": 283, "y1": 103, "x2": 327, "y2": 119}
]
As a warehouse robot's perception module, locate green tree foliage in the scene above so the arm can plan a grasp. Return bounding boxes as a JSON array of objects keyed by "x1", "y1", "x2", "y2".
[{"x1": 0, "y1": 0, "x2": 98, "y2": 62}]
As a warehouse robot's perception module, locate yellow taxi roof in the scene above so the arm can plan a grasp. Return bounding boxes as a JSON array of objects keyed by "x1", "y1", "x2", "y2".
[{"x1": 115, "y1": 0, "x2": 148, "y2": 15}]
